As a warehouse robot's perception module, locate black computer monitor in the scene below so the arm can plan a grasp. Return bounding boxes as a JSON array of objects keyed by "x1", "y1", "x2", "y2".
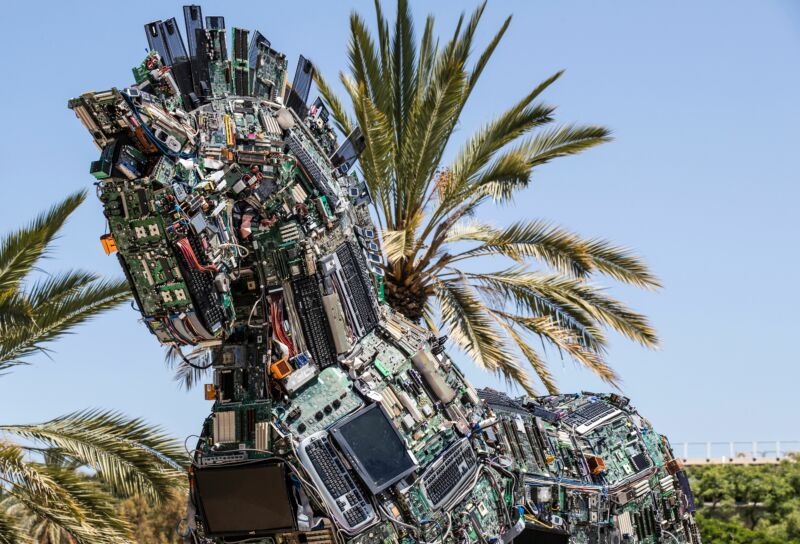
[
  {"x1": 193, "y1": 461, "x2": 295, "y2": 537},
  {"x1": 330, "y1": 403, "x2": 417, "y2": 493}
]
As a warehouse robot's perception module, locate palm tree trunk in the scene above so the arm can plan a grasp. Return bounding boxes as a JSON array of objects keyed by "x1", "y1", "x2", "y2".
[{"x1": 384, "y1": 272, "x2": 427, "y2": 322}]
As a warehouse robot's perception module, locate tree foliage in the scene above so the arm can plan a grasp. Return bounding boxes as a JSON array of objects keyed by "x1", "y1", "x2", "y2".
[
  {"x1": 0, "y1": 193, "x2": 187, "y2": 544},
  {"x1": 316, "y1": 0, "x2": 660, "y2": 393},
  {"x1": 689, "y1": 459, "x2": 800, "y2": 543},
  {"x1": 116, "y1": 493, "x2": 185, "y2": 544}
]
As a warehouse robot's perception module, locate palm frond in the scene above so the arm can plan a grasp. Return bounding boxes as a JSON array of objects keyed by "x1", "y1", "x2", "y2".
[
  {"x1": 447, "y1": 221, "x2": 661, "y2": 289},
  {"x1": 392, "y1": 0, "x2": 416, "y2": 143},
  {"x1": 312, "y1": 71, "x2": 354, "y2": 136},
  {"x1": 415, "y1": 15, "x2": 437, "y2": 106},
  {"x1": 343, "y1": 77, "x2": 396, "y2": 225},
  {"x1": 399, "y1": 50, "x2": 467, "y2": 221},
  {"x1": 9, "y1": 484, "x2": 131, "y2": 544},
  {"x1": 491, "y1": 314, "x2": 556, "y2": 395},
  {"x1": 348, "y1": 12, "x2": 386, "y2": 112},
  {"x1": 444, "y1": 71, "x2": 562, "y2": 210},
  {"x1": 442, "y1": 220, "x2": 501, "y2": 245},
  {"x1": 165, "y1": 345, "x2": 212, "y2": 390},
  {"x1": 0, "y1": 293, "x2": 33, "y2": 337},
  {"x1": 580, "y1": 238, "x2": 662, "y2": 289},
  {"x1": 434, "y1": 277, "x2": 533, "y2": 392},
  {"x1": 0, "y1": 191, "x2": 86, "y2": 296},
  {"x1": 498, "y1": 311, "x2": 620, "y2": 387},
  {"x1": 0, "y1": 279, "x2": 130, "y2": 371},
  {"x1": 468, "y1": 270, "x2": 658, "y2": 349},
  {"x1": 0, "y1": 410, "x2": 187, "y2": 503},
  {"x1": 461, "y1": 267, "x2": 606, "y2": 352},
  {"x1": 0, "y1": 508, "x2": 26, "y2": 544},
  {"x1": 467, "y1": 149, "x2": 534, "y2": 204},
  {"x1": 450, "y1": 220, "x2": 592, "y2": 272},
  {"x1": 0, "y1": 443, "x2": 68, "y2": 507},
  {"x1": 25, "y1": 270, "x2": 101, "y2": 308},
  {"x1": 373, "y1": 0, "x2": 393, "y2": 96},
  {"x1": 449, "y1": 97, "x2": 555, "y2": 192},
  {"x1": 7, "y1": 464, "x2": 134, "y2": 541},
  {"x1": 523, "y1": 124, "x2": 612, "y2": 168},
  {"x1": 467, "y1": 14, "x2": 511, "y2": 93},
  {"x1": 382, "y1": 229, "x2": 410, "y2": 263},
  {"x1": 41, "y1": 465, "x2": 132, "y2": 535}
]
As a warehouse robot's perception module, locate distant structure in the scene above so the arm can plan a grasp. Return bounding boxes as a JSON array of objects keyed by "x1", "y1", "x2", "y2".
[
  {"x1": 678, "y1": 441, "x2": 800, "y2": 465},
  {"x1": 69, "y1": 6, "x2": 702, "y2": 543}
]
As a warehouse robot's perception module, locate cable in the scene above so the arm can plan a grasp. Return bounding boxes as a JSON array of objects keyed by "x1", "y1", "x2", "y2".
[
  {"x1": 173, "y1": 345, "x2": 214, "y2": 370},
  {"x1": 661, "y1": 529, "x2": 681, "y2": 543},
  {"x1": 219, "y1": 242, "x2": 250, "y2": 257},
  {"x1": 183, "y1": 434, "x2": 202, "y2": 457},
  {"x1": 120, "y1": 91, "x2": 196, "y2": 159},
  {"x1": 247, "y1": 296, "x2": 263, "y2": 328},
  {"x1": 176, "y1": 238, "x2": 218, "y2": 273},
  {"x1": 379, "y1": 504, "x2": 418, "y2": 533},
  {"x1": 524, "y1": 514, "x2": 554, "y2": 529},
  {"x1": 270, "y1": 295, "x2": 295, "y2": 355}
]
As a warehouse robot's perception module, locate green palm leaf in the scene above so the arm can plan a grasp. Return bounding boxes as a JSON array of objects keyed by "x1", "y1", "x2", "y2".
[
  {"x1": 434, "y1": 277, "x2": 532, "y2": 392},
  {"x1": 0, "y1": 444, "x2": 69, "y2": 507},
  {"x1": 469, "y1": 269, "x2": 657, "y2": 348},
  {"x1": 165, "y1": 345, "x2": 212, "y2": 390},
  {"x1": 522, "y1": 124, "x2": 613, "y2": 168},
  {"x1": 315, "y1": 1, "x2": 659, "y2": 392},
  {"x1": 0, "y1": 278, "x2": 130, "y2": 371},
  {"x1": 0, "y1": 193, "x2": 131, "y2": 372},
  {"x1": 10, "y1": 485, "x2": 131, "y2": 544},
  {"x1": 313, "y1": 71, "x2": 354, "y2": 137},
  {"x1": 0, "y1": 507, "x2": 26, "y2": 544},
  {"x1": 0, "y1": 194, "x2": 183, "y2": 540},
  {"x1": 7, "y1": 464, "x2": 134, "y2": 542},
  {"x1": 0, "y1": 410, "x2": 187, "y2": 503},
  {"x1": 0, "y1": 191, "x2": 85, "y2": 296}
]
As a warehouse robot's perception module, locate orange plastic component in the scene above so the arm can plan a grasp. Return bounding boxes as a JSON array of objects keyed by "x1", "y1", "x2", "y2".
[
  {"x1": 100, "y1": 233, "x2": 117, "y2": 255},
  {"x1": 585, "y1": 455, "x2": 606, "y2": 475},
  {"x1": 270, "y1": 358, "x2": 293, "y2": 380},
  {"x1": 666, "y1": 458, "x2": 683, "y2": 475},
  {"x1": 204, "y1": 384, "x2": 216, "y2": 400}
]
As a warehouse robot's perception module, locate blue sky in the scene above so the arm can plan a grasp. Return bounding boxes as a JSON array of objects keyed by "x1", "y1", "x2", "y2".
[{"x1": 0, "y1": 0, "x2": 798, "y2": 447}]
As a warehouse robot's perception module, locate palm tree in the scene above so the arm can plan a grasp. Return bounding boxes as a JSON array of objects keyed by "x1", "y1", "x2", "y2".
[
  {"x1": 315, "y1": 0, "x2": 661, "y2": 394},
  {"x1": 0, "y1": 192, "x2": 187, "y2": 544}
]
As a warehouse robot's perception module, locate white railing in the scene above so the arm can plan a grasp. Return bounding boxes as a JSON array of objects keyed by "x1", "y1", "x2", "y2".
[{"x1": 675, "y1": 441, "x2": 800, "y2": 465}]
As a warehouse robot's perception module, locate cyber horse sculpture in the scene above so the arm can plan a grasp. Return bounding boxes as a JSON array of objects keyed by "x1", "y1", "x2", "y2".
[{"x1": 70, "y1": 7, "x2": 700, "y2": 543}]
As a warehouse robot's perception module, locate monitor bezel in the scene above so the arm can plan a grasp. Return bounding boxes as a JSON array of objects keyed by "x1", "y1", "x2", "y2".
[
  {"x1": 193, "y1": 460, "x2": 296, "y2": 537},
  {"x1": 329, "y1": 402, "x2": 418, "y2": 493}
]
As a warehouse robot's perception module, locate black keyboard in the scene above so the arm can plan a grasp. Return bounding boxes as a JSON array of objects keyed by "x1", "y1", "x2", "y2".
[
  {"x1": 562, "y1": 401, "x2": 621, "y2": 434},
  {"x1": 421, "y1": 438, "x2": 477, "y2": 509},
  {"x1": 299, "y1": 433, "x2": 376, "y2": 532},
  {"x1": 292, "y1": 275, "x2": 337, "y2": 368},
  {"x1": 287, "y1": 133, "x2": 333, "y2": 195},
  {"x1": 477, "y1": 388, "x2": 527, "y2": 414},
  {"x1": 335, "y1": 242, "x2": 378, "y2": 333}
]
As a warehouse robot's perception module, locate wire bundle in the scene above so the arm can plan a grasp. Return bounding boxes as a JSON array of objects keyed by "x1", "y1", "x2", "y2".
[
  {"x1": 270, "y1": 296, "x2": 295, "y2": 356},
  {"x1": 176, "y1": 238, "x2": 217, "y2": 273}
]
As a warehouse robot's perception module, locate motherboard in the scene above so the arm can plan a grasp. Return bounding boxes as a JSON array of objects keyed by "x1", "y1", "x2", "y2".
[{"x1": 69, "y1": 6, "x2": 701, "y2": 544}]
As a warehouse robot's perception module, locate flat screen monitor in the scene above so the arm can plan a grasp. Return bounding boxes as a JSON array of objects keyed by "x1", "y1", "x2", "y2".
[
  {"x1": 193, "y1": 461, "x2": 295, "y2": 536},
  {"x1": 330, "y1": 403, "x2": 417, "y2": 493}
]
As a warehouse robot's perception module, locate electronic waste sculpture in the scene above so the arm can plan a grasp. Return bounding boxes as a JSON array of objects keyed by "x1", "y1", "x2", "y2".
[{"x1": 69, "y1": 7, "x2": 701, "y2": 544}]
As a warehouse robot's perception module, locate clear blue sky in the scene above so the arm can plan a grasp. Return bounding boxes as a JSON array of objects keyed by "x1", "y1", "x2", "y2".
[{"x1": 1, "y1": 0, "x2": 798, "y2": 447}]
